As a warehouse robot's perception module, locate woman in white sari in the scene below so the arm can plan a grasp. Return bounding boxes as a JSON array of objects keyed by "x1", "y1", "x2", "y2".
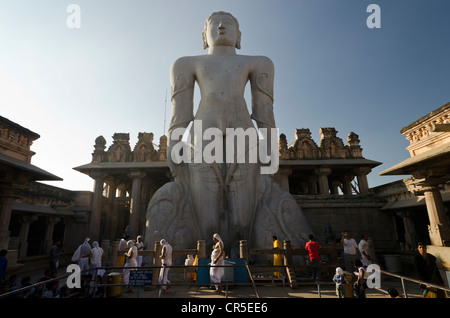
[
  {"x1": 122, "y1": 240, "x2": 138, "y2": 292},
  {"x1": 90, "y1": 241, "x2": 105, "y2": 278},
  {"x1": 71, "y1": 238, "x2": 91, "y2": 273},
  {"x1": 210, "y1": 234, "x2": 224, "y2": 293}
]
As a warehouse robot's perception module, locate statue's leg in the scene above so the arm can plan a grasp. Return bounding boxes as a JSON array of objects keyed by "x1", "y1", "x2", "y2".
[
  {"x1": 188, "y1": 162, "x2": 223, "y2": 240},
  {"x1": 226, "y1": 162, "x2": 259, "y2": 242}
]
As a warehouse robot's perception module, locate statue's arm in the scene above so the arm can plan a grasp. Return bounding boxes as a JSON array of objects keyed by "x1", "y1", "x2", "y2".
[
  {"x1": 167, "y1": 57, "x2": 195, "y2": 172},
  {"x1": 249, "y1": 56, "x2": 276, "y2": 130},
  {"x1": 168, "y1": 57, "x2": 195, "y2": 141}
]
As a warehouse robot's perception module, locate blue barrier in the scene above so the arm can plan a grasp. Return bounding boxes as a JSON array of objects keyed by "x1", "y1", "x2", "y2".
[{"x1": 197, "y1": 258, "x2": 247, "y2": 284}]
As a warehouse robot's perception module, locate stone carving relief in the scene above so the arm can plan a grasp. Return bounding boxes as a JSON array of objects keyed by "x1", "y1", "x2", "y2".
[
  {"x1": 91, "y1": 132, "x2": 167, "y2": 163},
  {"x1": 281, "y1": 127, "x2": 364, "y2": 160},
  {"x1": 133, "y1": 133, "x2": 157, "y2": 162}
]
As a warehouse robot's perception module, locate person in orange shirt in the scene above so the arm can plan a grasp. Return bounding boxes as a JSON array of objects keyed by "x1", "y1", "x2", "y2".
[{"x1": 305, "y1": 234, "x2": 321, "y2": 282}]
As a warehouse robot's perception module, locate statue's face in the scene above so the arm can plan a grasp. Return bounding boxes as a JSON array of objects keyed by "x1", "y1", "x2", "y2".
[{"x1": 205, "y1": 13, "x2": 239, "y2": 48}]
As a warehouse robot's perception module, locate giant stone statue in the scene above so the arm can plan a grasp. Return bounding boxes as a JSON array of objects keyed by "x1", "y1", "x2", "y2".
[{"x1": 145, "y1": 11, "x2": 312, "y2": 257}]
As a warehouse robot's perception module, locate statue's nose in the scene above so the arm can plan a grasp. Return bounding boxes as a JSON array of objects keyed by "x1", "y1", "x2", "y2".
[{"x1": 218, "y1": 23, "x2": 225, "y2": 29}]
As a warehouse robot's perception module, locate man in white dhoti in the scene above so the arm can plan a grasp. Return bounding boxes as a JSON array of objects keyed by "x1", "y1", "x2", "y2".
[
  {"x1": 358, "y1": 234, "x2": 372, "y2": 267},
  {"x1": 89, "y1": 241, "x2": 105, "y2": 278},
  {"x1": 122, "y1": 240, "x2": 138, "y2": 292},
  {"x1": 158, "y1": 239, "x2": 173, "y2": 293},
  {"x1": 71, "y1": 238, "x2": 91, "y2": 274},
  {"x1": 210, "y1": 234, "x2": 225, "y2": 293},
  {"x1": 136, "y1": 235, "x2": 145, "y2": 267}
]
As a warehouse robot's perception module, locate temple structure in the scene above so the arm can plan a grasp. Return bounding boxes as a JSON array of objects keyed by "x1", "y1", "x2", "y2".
[
  {"x1": 378, "y1": 102, "x2": 450, "y2": 282},
  {"x1": 0, "y1": 116, "x2": 92, "y2": 273},
  {"x1": 0, "y1": 115, "x2": 398, "y2": 274},
  {"x1": 74, "y1": 127, "x2": 391, "y2": 250}
]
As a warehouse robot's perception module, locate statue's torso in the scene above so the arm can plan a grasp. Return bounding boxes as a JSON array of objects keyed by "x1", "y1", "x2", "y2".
[{"x1": 191, "y1": 54, "x2": 258, "y2": 132}]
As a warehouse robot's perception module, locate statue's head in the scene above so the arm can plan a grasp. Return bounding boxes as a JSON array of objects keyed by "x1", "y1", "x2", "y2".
[{"x1": 202, "y1": 11, "x2": 241, "y2": 50}]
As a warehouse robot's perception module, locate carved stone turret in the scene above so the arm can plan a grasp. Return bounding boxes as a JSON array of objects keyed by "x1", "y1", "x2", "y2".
[
  {"x1": 347, "y1": 132, "x2": 363, "y2": 158},
  {"x1": 92, "y1": 135, "x2": 106, "y2": 163},
  {"x1": 319, "y1": 127, "x2": 346, "y2": 159},
  {"x1": 292, "y1": 128, "x2": 319, "y2": 159},
  {"x1": 133, "y1": 133, "x2": 157, "y2": 162},
  {"x1": 106, "y1": 133, "x2": 132, "y2": 162},
  {"x1": 158, "y1": 135, "x2": 168, "y2": 161}
]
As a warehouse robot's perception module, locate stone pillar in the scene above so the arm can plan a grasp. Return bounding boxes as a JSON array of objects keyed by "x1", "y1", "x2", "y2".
[
  {"x1": 330, "y1": 180, "x2": 341, "y2": 195},
  {"x1": 274, "y1": 168, "x2": 292, "y2": 192},
  {"x1": 106, "y1": 181, "x2": 117, "y2": 240},
  {"x1": 101, "y1": 239, "x2": 110, "y2": 266},
  {"x1": 111, "y1": 240, "x2": 119, "y2": 268},
  {"x1": 18, "y1": 215, "x2": 38, "y2": 258},
  {"x1": 354, "y1": 167, "x2": 372, "y2": 195},
  {"x1": 116, "y1": 183, "x2": 127, "y2": 237},
  {"x1": 239, "y1": 240, "x2": 249, "y2": 262},
  {"x1": 128, "y1": 170, "x2": 145, "y2": 238},
  {"x1": 0, "y1": 196, "x2": 13, "y2": 251},
  {"x1": 283, "y1": 240, "x2": 292, "y2": 266},
  {"x1": 423, "y1": 187, "x2": 450, "y2": 246},
  {"x1": 307, "y1": 174, "x2": 318, "y2": 195},
  {"x1": 0, "y1": 184, "x2": 21, "y2": 251},
  {"x1": 315, "y1": 167, "x2": 332, "y2": 195},
  {"x1": 89, "y1": 172, "x2": 106, "y2": 242},
  {"x1": 139, "y1": 178, "x2": 151, "y2": 234},
  {"x1": 342, "y1": 175, "x2": 354, "y2": 195},
  {"x1": 44, "y1": 217, "x2": 60, "y2": 256},
  {"x1": 197, "y1": 240, "x2": 206, "y2": 259}
]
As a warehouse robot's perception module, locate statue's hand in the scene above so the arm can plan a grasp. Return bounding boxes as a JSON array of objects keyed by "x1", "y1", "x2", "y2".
[{"x1": 167, "y1": 144, "x2": 182, "y2": 178}]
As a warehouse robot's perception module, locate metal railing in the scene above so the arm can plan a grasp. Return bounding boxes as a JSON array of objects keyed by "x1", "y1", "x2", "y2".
[
  {"x1": 373, "y1": 268, "x2": 450, "y2": 298},
  {"x1": 2, "y1": 263, "x2": 448, "y2": 299}
]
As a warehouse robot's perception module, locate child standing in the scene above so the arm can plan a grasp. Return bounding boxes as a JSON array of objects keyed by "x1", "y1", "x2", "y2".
[{"x1": 333, "y1": 267, "x2": 348, "y2": 298}]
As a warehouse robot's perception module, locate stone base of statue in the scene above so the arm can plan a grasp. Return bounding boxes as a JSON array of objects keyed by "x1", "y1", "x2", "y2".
[{"x1": 145, "y1": 162, "x2": 312, "y2": 258}]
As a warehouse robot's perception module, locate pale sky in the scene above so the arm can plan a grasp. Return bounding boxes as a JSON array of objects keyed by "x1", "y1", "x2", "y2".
[{"x1": 1, "y1": 0, "x2": 450, "y2": 191}]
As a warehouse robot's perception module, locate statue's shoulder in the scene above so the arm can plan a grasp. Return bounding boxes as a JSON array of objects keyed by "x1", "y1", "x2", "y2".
[
  {"x1": 239, "y1": 55, "x2": 274, "y2": 72},
  {"x1": 238, "y1": 54, "x2": 273, "y2": 65},
  {"x1": 171, "y1": 55, "x2": 201, "y2": 72},
  {"x1": 172, "y1": 55, "x2": 205, "y2": 65}
]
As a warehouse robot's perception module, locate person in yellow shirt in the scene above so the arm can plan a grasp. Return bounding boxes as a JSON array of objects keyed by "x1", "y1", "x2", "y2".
[{"x1": 272, "y1": 236, "x2": 283, "y2": 278}]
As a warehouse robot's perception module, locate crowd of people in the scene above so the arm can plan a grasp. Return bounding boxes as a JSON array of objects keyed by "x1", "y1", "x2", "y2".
[
  {"x1": 1, "y1": 230, "x2": 449, "y2": 298},
  {"x1": 273, "y1": 230, "x2": 448, "y2": 299},
  {"x1": 0, "y1": 267, "x2": 105, "y2": 298},
  {"x1": 0, "y1": 235, "x2": 145, "y2": 298}
]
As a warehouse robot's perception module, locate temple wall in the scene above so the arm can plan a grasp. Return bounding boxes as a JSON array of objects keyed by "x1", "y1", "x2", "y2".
[{"x1": 297, "y1": 195, "x2": 397, "y2": 252}]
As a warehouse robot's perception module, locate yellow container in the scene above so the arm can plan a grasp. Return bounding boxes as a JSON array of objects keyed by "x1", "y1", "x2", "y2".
[
  {"x1": 117, "y1": 255, "x2": 125, "y2": 266},
  {"x1": 344, "y1": 273, "x2": 354, "y2": 298},
  {"x1": 107, "y1": 272, "x2": 123, "y2": 297}
]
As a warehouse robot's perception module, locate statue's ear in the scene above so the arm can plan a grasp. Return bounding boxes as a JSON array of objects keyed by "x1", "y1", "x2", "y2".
[
  {"x1": 235, "y1": 30, "x2": 241, "y2": 49},
  {"x1": 202, "y1": 31, "x2": 209, "y2": 50}
]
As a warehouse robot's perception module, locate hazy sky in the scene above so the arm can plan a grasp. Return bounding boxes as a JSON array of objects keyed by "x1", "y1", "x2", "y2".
[{"x1": 1, "y1": 0, "x2": 450, "y2": 191}]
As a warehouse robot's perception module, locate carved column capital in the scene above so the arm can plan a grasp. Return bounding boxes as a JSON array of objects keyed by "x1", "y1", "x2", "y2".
[
  {"x1": 128, "y1": 169, "x2": 146, "y2": 180},
  {"x1": 353, "y1": 167, "x2": 372, "y2": 176},
  {"x1": 314, "y1": 167, "x2": 332, "y2": 176}
]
